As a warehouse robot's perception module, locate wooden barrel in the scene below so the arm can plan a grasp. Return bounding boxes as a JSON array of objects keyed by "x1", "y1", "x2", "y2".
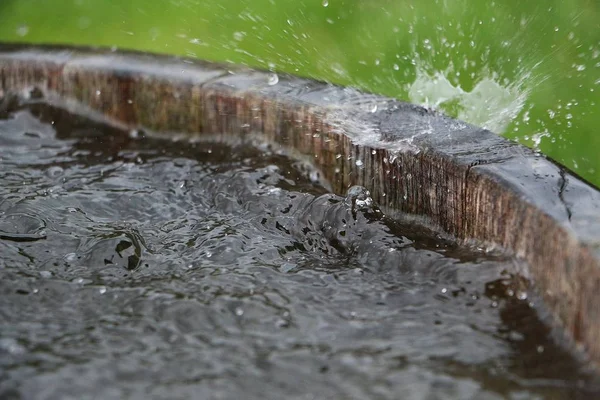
[{"x1": 1, "y1": 44, "x2": 599, "y2": 370}]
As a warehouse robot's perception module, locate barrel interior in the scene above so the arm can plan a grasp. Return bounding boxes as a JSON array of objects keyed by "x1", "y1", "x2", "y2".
[{"x1": 1, "y1": 46, "x2": 600, "y2": 399}]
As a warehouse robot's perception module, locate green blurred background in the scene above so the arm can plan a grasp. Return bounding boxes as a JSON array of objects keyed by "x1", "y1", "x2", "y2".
[{"x1": 0, "y1": 0, "x2": 598, "y2": 185}]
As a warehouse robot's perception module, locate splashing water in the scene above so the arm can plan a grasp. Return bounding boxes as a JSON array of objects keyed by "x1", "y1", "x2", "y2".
[{"x1": 408, "y1": 63, "x2": 530, "y2": 134}]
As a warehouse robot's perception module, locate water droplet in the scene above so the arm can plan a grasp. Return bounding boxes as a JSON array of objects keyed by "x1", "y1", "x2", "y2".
[
  {"x1": 537, "y1": 345, "x2": 545, "y2": 353},
  {"x1": 393, "y1": 64, "x2": 399, "y2": 71},
  {"x1": 233, "y1": 31, "x2": 245, "y2": 41},
  {"x1": 267, "y1": 73, "x2": 279, "y2": 86},
  {"x1": 322, "y1": 0, "x2": 329, "y2": 6},
  {"x1": 355, "y1": 159, "x2": 364, "y2": 167},
  {"x1": 235, "y1": 307, "x2": 244, "y2": 316},
  {"x1": 516, "y1": 291, "x2": 528, "y2": 300},
  {"x1": 99, "y1": 286, "x2": 107, "y2": 294},
  {"x1": 16, "y1": 25, "x2": 29, "y2": 37}
]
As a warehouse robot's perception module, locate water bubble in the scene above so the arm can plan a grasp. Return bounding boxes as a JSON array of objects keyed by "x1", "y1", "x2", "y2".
[
  {"x1": 346, "y1": 185, "x2": 373, "y2": 210},
  {"x1": 46, "y1": 166, "x2": 64, "y2": 179},
  {"x1": 267, "y1": 73, "x2": 279, "y2": 86}
]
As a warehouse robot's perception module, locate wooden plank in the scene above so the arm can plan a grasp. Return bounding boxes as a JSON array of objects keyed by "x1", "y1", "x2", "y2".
[{"x1": 1, "y1": 44, "x2": 600, "y2": 370}]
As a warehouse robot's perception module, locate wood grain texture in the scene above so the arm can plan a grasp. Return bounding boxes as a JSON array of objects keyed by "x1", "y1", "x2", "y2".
[{"x1": 1, "y1": 44, "x2": 600, "y2": 369}]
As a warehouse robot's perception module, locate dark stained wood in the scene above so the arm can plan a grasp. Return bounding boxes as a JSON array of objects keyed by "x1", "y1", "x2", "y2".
[{"x1": 1, "y1": 44, "x2": 600, "y2": 370}]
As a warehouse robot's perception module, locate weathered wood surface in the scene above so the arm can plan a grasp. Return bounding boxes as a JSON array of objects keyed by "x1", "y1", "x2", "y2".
[{"x1": 1, "y1": 44, "x2": 600, "y2": 369}]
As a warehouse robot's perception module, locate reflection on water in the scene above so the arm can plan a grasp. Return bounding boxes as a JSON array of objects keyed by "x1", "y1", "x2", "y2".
[{"x1": 0, "y1": 100, "x2": 598, "y2": 399}]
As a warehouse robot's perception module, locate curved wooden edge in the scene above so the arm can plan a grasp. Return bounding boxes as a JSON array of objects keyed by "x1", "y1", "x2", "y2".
[{"x1": 1, "y1": 44, "x2": 600, "y2": 369}]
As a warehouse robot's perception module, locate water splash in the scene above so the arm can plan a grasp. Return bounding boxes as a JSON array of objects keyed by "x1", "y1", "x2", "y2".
[{"x1": 408, "y1": 63, "x2": 530, "y2": 134}]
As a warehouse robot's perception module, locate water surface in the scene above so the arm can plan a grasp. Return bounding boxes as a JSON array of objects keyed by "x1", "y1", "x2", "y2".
[{"x1": 0, "y1": 100, "x2": 597, "y2": 399}]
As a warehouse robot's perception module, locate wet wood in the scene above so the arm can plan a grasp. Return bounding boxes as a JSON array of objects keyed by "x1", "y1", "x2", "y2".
[{"x1": 1, "y1": 44, "x2": 600, "y2": 370}]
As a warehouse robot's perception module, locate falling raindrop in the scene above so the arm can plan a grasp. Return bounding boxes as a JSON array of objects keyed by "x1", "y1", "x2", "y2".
[
  {"x1": 16, "y1": 25, "x2": 29, "y2": 37},
  {"x1": 267, "y1": 73, "x2": 279, "y2": 86}
]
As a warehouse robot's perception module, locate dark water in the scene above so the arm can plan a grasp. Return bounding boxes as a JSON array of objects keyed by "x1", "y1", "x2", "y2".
[{"x1": 0, "y1": 99, "x2": 597, "y2": 400}]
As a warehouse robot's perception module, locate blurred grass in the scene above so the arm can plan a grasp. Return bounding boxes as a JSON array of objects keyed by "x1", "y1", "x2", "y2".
[{"x1": 0, "y1": 0, "x2": 598, "y2": 185}]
